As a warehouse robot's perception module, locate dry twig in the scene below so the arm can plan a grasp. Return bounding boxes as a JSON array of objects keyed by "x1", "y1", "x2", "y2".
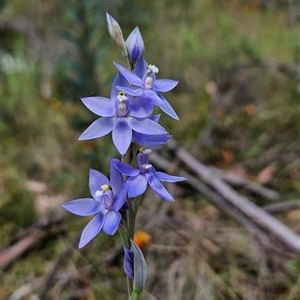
[
  {"x1": 263, "y1": 200, "x2": 300, "y2": 214},
  {"x1": 150, "y1": 153, "x2": 275, "y2": 251},
  {"x1": 156, "y1": 140, "x2": 300, "y2": 252},
  {"x1": 0, "y1": 209, "x2": 66, "y2": 269},
  {"x1": 209, "y1": 166, "x2": 280, "y2": 202}
]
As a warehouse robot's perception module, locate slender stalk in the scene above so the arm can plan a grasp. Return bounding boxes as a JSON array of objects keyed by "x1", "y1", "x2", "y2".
[
  {"x1": 121, "y1": 145, "x2": 137, "y2": 299},
  {"x1": 121, "y1": 61, "x2": 139, "y2": 299},
  {"x1": 127, "y1": 276, "x2": 132, "y2": 300},
  {"x1": 127, "y1": 197, "x2": 136, "y2": 241}
]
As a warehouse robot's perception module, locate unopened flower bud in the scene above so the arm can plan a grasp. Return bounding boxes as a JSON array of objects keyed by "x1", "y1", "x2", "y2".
[
  {"x1": 126, "y1": 27, "x2": 144, "y2": 64},
  {"x1": 131, "y1": 239, "x2": 147, "y2": 292},
  {"x1": 106, "y1": 13, "x2": 125, "y2": 46},
  {"x1": 123, "y1": 247, "x2": 134, "y2": 279}
]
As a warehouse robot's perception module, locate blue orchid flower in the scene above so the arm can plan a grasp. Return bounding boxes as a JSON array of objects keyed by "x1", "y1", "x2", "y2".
[
  {"x1": 110, "y1": 149, "x2": 186, "y2": 202},
  {"x1": 113, "y1": 60, "x2": 179, "y2": 120},
  {"x1": 78, "y1": 72, "x2": 168, "y2": 155},
  {"x1": 62, "y1": 165, "x2": 127, "y2": 248}
]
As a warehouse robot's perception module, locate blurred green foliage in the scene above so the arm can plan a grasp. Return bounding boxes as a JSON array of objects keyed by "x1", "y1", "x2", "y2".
[{"x1": 1, "y1": 0, "x2": 299, "y2": 299}]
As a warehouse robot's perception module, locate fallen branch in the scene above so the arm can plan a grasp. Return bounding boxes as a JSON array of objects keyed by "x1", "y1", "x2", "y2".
[
  {"x1": 150, "y1": 153, "x2": 275, "y2": 251},
  {"x1": 0, "y1": 209, "x2": 66, "y2": 270},
  {"x1": 163, "y1": 139, "x2": 300, "y2": 252},
  {"x1": 39, "y1": 246, "x2": 74, "y2": 300},
  {"x1": 263, "y1": 200, "x2": 300, "y2": 214},
  {"x1": 209, "y1": 166, "x2": 280, "y2": 202}
]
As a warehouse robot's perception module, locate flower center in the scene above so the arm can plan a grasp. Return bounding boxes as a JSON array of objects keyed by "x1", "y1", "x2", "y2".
[
  {"x1": 95, "y1": 184, "x2": 111, "y2": 198},
  {"x1": 144, "y1": 76, "x2": 153, "y2": 89},
  {"x1": 115, "y1": 92, "x2": 129, "y2": 116},
  {"x1": 148, "y1": 64, "x2": 159, "y2": 73},
  {"x1": 138, "y1": 147, "x2": 152, "y2": 154},
  {"x1": 98, "y1": 184, "x2": 114, "y2": 209},
  {"x1": 101, "y1": 184, "x2": 110, "y2": 191},
  {"x1": 141, "y1": 163, "x2": 152, "y2": 173},
  {"x1": 143, "y1": 164, "x2": 152, "y2": 169},
  {"x1": 103, "y1": 194, "x2": 112, "y2": 208},
  {"x1": 117, "y1": 91, "x2": 127, "y2": 102},
  {"x1": 118, "y1": 102, "x2": 127, "y2": 114},
  {"x1": 143, "y1": 64, "x2": 159, "y2": 90}
]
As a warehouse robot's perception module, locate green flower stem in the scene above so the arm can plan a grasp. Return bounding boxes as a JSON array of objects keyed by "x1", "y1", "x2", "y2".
[
  {"x1": 127, "y1": 276, "x2": 133, "y2": 300},
  {"x1": 121, "y1": 47, "x2": 141, "y2": 297},
  {"x1": 122, "y1": 145, "x2": 138, "y2": 299},
  {"x1": 118, "y1": 224, "x2": 129, "y2": 249},
  {"x1": 133, "y1": 195, "x2": 143, "y2": 216},
  {"x1": 120, "y1": 44, "x2": 132, "y2": 71},
  {"x1": 131, "y1": 290, "x2": 142, "y2": 300}
]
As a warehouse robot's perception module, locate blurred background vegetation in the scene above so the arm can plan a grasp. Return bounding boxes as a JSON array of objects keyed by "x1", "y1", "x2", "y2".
[{"x1": 1, "y1": 0, "x2": 299, "y2": 299}]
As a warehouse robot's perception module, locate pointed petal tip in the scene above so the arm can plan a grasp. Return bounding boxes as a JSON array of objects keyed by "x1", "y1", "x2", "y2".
[
  {"x1": 78, "y1": 135, "x2": 93, "y2": 141},
  {"x1": 161, "y1": 194, "x2": 176, "y2": 202},
  {"x1": 166, "y1": 198, "x2": 176, "y2": 202},
  {"x1": 113, "y1": 61, "x2": 122, "y2": 69},
  {"x1": 60, "y1": 202, "x2": 73, "y2": 212},
  {"x1": 78, "y1": 234, "x2": 91, "y2": 249},
  {"x1": 78, "y1": 132, "x2": 89, "y2": 140},
  {"x1": 114, "y1": 145, "x2": 127, "y2": 155},
  {"x1": 78, "y1": 240, "x2": 88, "y2": 249}
]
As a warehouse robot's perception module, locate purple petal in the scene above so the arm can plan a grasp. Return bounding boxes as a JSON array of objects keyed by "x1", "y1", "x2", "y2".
[
  {"x1": 127, "y1": 117, "x2": 167, "y2": 135},
  {"x1": 154, "y1": 79, "x2": 178, "y2": 92},
  {"x1": 145, "y1": 172, "x2": 175, "y2": 202},
  {"x1": 109, "y1": 162, "x2": 124, "y2": 195},
  {"x1": 89, "y1": 169, "x2": 110, "y2": 198},
  {"x1": 123, "y1": 248, "x2": 134, "y2": 279},
  {"x1": 134, "y1": 58, "x2": 148, "y2": 79},
  {"x1": 103, "y1": 210, "x2": 121, "y2": 235},
  {"x1": 112, "y1": 186, "x2": 127, "y2": 211},
  {"x1": 79, "y1": 213, "x2": 105, "y2": 248},
  {"x1": 157, "y1": 93, "x2": 179, "y2": 121},
  {"x1": 79, "y1": 117, "x2": 116, "y2": 140},
  {"x1": 151, "y1": 114, "x2": 161, "y2": 123},
  {"x1": 111, "y1": 73, "x2": 129, "y2": 99},
  {"x1": 143, "y1": 90, "x2": 165, "y2": 106},
  {"x1": 81, "y1": 97, "x2": 114, "y2": 117},
  {"x1": 133, "y1": 132, "x2": 172, "y2": 149},
  {"x1": 110, "y1": 158, "x2": 141, "y2": 176},
  {"x1": 126, "y1": 174, "x2": 147, "y2": 198},
  {"x1": 129, "y1": 96, "x2": 153, "y2": 118},
  {"x1": 116, "y1": 86, "x2": 144, "y2": 96},
  {"x1": 154, "y1": 171, "x2": 186, "y2": 183},
  {"x1": 112, "y1": 118, "x2": 132, "y2": 155},
  {"x1": 62, "y1": 198, "x2": 103, "y2": 216},
  {"x1": 113, "y1": 62, "x2": 143, "y2": 87}
]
